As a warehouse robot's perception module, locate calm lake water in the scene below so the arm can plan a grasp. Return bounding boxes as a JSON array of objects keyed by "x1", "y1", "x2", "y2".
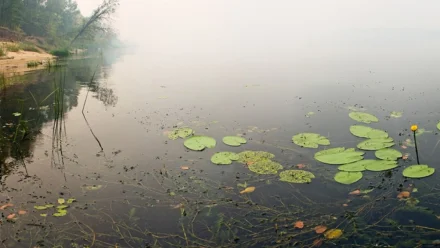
[{"x1": 2, "y1": 29, "x2": 440, "y2": 247}]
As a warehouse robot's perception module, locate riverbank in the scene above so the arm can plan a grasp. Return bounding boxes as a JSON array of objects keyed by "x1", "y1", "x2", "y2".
[{"x1": 0, "y1": 42, "x2": 54, "y2": 76}]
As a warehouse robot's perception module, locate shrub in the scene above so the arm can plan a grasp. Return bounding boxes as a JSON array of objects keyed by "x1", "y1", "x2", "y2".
[{"x1": 50, "y1": 48, "x2": 70, "y2": 57}]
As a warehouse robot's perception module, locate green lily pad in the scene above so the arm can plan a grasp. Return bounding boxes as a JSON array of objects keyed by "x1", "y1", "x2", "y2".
[
  {"x1": 12, "y1": 112, "x2": 21, "y2": 117},
  {"x1": 402, "y1": 165, "x2": 435, "y2": 178},
  {"x1": 279, "y1": 170, "x2": 315, "y2": 183},
  {"x1": 57, "y1": 205, "x2": 69, "y2": 209},
  {"x1": 364, "y1": 160, "x2": 398, "y2": 171},
  {"x1": 390, "y1": 111, "x2": 403, "y2": 118},
  {"x1": 184, "y1": 136, "x2": 216, "y2": 151},
  {"x1": 334, "y1": 171, "x2": 363, "y2": 185},
  {"x1": 222, "y1": 136, "x2": 247, "y2": 147},
  {"x1": 306, "y1": 112, "x2": 315, "y2": 117},
  {"x1": 34, "y1": 206, "x2": 49, "y2": 210},
  {"x1": 349, "y1": 125, "x2": 373, "y2": 138},
  {"x1": 375, "y1": 149, "x2": 402, "y2": 160},
  {"x1": 357, "y1": 138, "x2": 394, "y2": 151},
  {"x1": 211, "y1": 152, "x2": 239, "y2": 165},
  {"x1": 314, "y1": 147, "x2": 364, "y2": 165},
  {"x1": 437, "y1": 122, "x2": 440, "y2": 131},
  {"x1": 84, "y1": 185, "x2": 102, "y2": 191},
  {"x1": 53, "y1": 209, "x2": 67, "y2": 217},
  {"x1": 292, "y1": 133, "x2": 330, "y2": 148},
  {"x1": 349, "y1": 112, "x2": 379, "y2": 124},
  {"x1": 237, "y1": 151, "x2": 275, "y2": 164},
  {"x1": 338, "y1": 160, "x2": 374, "y2": 172},
  {"x1": 367, "y1": 129, "x2": 389, "y2": 139},
  {"x1": 67, "y1": 198, "x2": 76, "y2": 204},
  {"x1": 168, "y1": 127, "x2": 194, "y2": 140},
  {"x1": 248, "y1": 160, "x2": 283, "y2": 175}
]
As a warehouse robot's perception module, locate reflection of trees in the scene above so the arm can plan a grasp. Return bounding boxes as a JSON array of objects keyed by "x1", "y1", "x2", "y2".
[{"x1": 0, "y1": 57, "x2": 119, "y2": 182}]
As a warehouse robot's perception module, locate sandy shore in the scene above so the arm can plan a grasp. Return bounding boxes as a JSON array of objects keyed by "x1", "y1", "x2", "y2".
[{"x1": 0, "y1": 42, "x2": 54, "y2": 76}]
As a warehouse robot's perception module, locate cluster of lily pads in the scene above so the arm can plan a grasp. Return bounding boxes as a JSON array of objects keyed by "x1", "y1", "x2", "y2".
[
  {"x1": 292, "y1": 111, "x2": 436, "y2": 184},
  {"x1": 34, "y1": 198, "x2": 76, "y2": 217},
  {"x1": 168, "y1": 127, "x2": 316, "y2": 183}
]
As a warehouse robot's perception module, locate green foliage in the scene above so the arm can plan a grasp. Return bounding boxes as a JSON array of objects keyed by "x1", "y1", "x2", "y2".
[
  {"x1": 292, "y1": 133, "x2": 330, "y2": 148},
  {"x1": 334, "y1": 171, "x2": 363, "y2": 184},
  {"x1": 314, "y1": 147, "x2": 364, "y2": 165},
  {"x1": 357, "y1": 137, "x2": 394, "y2": 150},
  {"x1": 184, "y1": 136, "x2": 216, "y2": 151},
  {"x1": 338, "y1": 160, "x2": 370, "y2": 172},
  {"x1": 375, "y1": 148, "x2": 402, "y2": 160},
  {"x1": 27, "y1": 61, "x2": 40, "y2": 67},
  {"x1": 364, "y1": 160, "x2": 398, "y2": 171},
  {"x1": 248, "y1": 160, "x2": 283, "y2": 175},
  {"x1": 402, "y1": 165, "x2": 435, "y2": 178},
  {"x1": 168, "y1": 127, "x2": 194, "y2": 140},
  {"x1": 0, "y1": 48, "x2": 5, "y2": 57},
  {"x1": 211, "y1": 152, "x2": 239, "y2": 165},
  {"x1": 237, "y1": 151, "x2": 275, "y2": 164},
  {"x1": 5, "y1": 43, "x2": 19, "y2": 52},
  {"x1": 222, "y1": 136, "x2": 247, "y2": 147},
  {"x1": 50, "y1": 48, "x2": 70, "y2": 57},
  {"x1": 279, "y1": 170, "x2": 315, "y2": 183},
  {"x1": 19, "y1": 43, "x2": 39, "y2": 52},
  {"x1": 349, "y1": 112, "x2": 379, "y2": 123}
]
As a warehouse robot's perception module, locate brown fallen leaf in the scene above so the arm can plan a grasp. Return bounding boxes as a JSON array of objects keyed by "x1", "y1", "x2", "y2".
[
  {"x1": 342, "y1": 203, "x2": 348, "y2": 207},
  {"x1": 349, "y1": 189, "x2": 361, "y2": 195},
  {"x1": 240, "y1": 186, "x2": 256, "y2": 194},
  {"x1": 401, "y1": 145, "x2": 408, "y2": 149},
  {"x1": 312, "y1": 238, "x2": 323, "y2": 247},
  {"x1": 171, "y1": 203, "x2": 184, "y2": 209},
  {"x1": 0, "y1": 203, "x2": 14, "y2": 210},
  {"x1": 397, "y1": 191, "x2": 410, "y2": 199},
  {"x1": 296, "y1": 164, "x2": 306, "y2": 169},
  {"x1": 18, "y1": 210, "x2": 27, "y2": 215},
  {"x1": 180, "y1": 166, "x2": 190, "y2": 170},
  {"x1": 314, "y1": 225, "x2": 327, "y2": 234},
  {"x1": 402, "y1": 153, "x2": 409, "y2": 160},
  {"x1": 294, "y1": 221, "x2": 304, "y2": 229},
  {"x1": 7, "y1": 213, "x2": 16, "y2": 220},
  {"x1": 222, "y1": 186, "x2": 234, "y2": 190}
]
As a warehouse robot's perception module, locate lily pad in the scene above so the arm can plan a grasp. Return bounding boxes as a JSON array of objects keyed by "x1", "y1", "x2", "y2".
[
  {"x1": 222, "y1": 136, "x2": 247, "y2": 147},
  {"x1": 367, "y1": 129, "x2": 389, "y2": 139},
  {"x1": 12, "y1": 112, "x2": 21, "y2": 117},
  {"x1": 334, "y1": 171, "x2": 363, "y2": 185},
  {"x1": 67, "y1": 198, "x2": 76, "y2": 204},
  {"x1": 437, "y1": 122, "x2": 440, "y2": 131},
  {"x1": 292, "y1": 133, "x2": 330, "y2": 148},
  {"x1": 402, "y1": 165, "x2": 435, "y2": 178},
  {"x1": 349, "y1": 112, "x2": 379, "y2": 124},
  {"x1": 325, "y1": 229, "x2": 343, "y2": 239},
  {"x1": 168, "y1": 127, "x2": 194, "y2": 140},
  {"x1": 349, "y1": 125, "x2": 373, "y2": 138},
  {"x1": 211, "y1": 152, "x2": 239, "y2": 165},
  {"x1": 364, "y1": 160, "x2": 398, "y2": 171},
  {"x1": 237, "y1": 151, "x2": 275, "y2": 164},
  {"x1": 357, "y1": 138, "x2": 394, "y2": 151},
  {"x1": 53, "y1": 209, "x2": 67, "y2": 217},
  {"x1": 248, "y1": 160, "x2": 283, "y2": 175},
  {"x1": 184, "y1": 136, "x2": 216, "y2": 151},
  {"x1": 415, "y1": 128, "x2": 432, "y2": 137},
  {"x1": 390, "y1": 111, "x2": 403, "y2": 118},
  {"x1": 314, "y1": 147, "x2": 364, "y2": 165},
  {"x1": 306, "y1": 112, "x2": 315, "y2": 117},
  {"x1": 338, "y1": 160, "x2": 374, "y2": 172},
  {"x1": 375, "y1": 148, "x2": 402, "y2": 160},
  {"x1": 279, "y1": 170, "x2": 315, "y2": 183}
]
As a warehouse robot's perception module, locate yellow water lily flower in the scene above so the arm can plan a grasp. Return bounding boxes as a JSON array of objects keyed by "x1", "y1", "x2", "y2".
[{"x1": 411, "y1": 125, "x2": 418, "y2": 132}]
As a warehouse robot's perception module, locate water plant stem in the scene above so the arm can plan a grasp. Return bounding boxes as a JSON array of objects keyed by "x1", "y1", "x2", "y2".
[{"x1": 413, "y1": 131, "x2": 420, "y2": 164}]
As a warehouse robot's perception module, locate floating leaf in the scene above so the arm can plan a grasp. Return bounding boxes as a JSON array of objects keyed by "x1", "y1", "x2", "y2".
[
  {"x1": 349, "y1": 125, "x2": 373, "y2": 138},
  {"x1": 34, "y1": 205, "x2": 49, "y2": 210},
  {"x1": 58, "y1": 198, "x2": 65, "y2": 204},
  {"x1": 415, "y1": 128, "x2": 432, "y2": 137},
  {"x1": 180, "y1": 166, "x2": 190, "y2": 170},
  {"x1": 349, "y1": 189, "x2": 361, "y2": 195},
  {"x1": 360, "y1": 188, "x2": 374, "y2": 194},
  {"x1": 240, "y1": 186, "x2": 256, "y2": 194},
  {"x1": 367, "y1": 129, "x2": 389, "y2": 139},
  {"x1": 53, "y1": 209, "x2": 67, "y2": 217},
  {"x1": 83, "y1": 185, "x2": 103, "y2": 191},
  {"x1": 349, "y1": 112, "x2": 378, "y2": 124},
  {"x1": 314, "y1": 225, "x2": 327, "y2": 234},
  {"x1": 184, "y1": 135, "x2": 216, "y2": 151},
  {"x1": 237, "y1": 151, "x2": 275, "y2": 164},
  {"x1": 357, "y1": 138, "x2": 394, "y2": 150},
  {"x1": 7, "y1": 213, "x2": 16, "y2": 220},
  {"x1": 338, "y1": 160, "x2": 373, "y2": 172},
  {"x1": 306, "y1": 112, "x2": 315, "y2": 117},
  {"x1": 375, "y1": 148, "x2": 402, "y2": 161},
  {"x1": 294, "y1": 221, "x2": 304, "y2": 229},
  {"x1": 0, "y1": 203, "x2": 13, "y2": 210},
  {"x1": 211, "y1": 152, "x2": 239, "y2": 165},
  {"x1": 397, "y1": 191, "x2": 410, "y2": 199},
  {"x1": 222, "y1": 136, "x2": 247, "y2": 147},
  {"x1": 312, "y1": 239, "x2": 323, "y2": 247},
  {"x1": 57, "y1": 205, "x2": 69, "y2": 209},
  {"x1": 437, "y1": 121, "x2": 440, "y2": 131},
  {"x1": 390, "y1": 111, "x2": 403, "y2": 118},
  {"x1": 168, "y1": 127, "x2": 194, "y2": 140},
  {"x1": 67, "y1": 198, "x2": 76, "y2": 204},
  {"x1": 279, "y1": 170, "x2": 315, "y2": 183},
  {"x1": 296, "y1": 163, "x2": 306, "y2": 169},
  {"x1": 314, "y1": 147, "x2": 364, "y2": 165},
  {"x1": 402, "y1": 165, "x2": 435, "y2": 178},
  {"x1": 334, "y1": 172, "x2": 363, "y2": 185},
  {"x1": 249, "y1": 160, "x2": 283, "y2": 175},
  {"x1": 364, "y1": 160, "x2": 398, "y2": 171},
  {"x1": 324, "y1": 229, "x2": 343, "y2": 239},
  {"x1": 12, "y1": 112, "x2": 21, "y2": 117},
  {"x1": 40, "y1": 213, "x2": 47, "y2": 217},
  {"x1": 18, "y1": 210, "x2": 27, "y2": 215},
  {"x1": 292, "y1": 133, "x2": 330, "y2": 148}
]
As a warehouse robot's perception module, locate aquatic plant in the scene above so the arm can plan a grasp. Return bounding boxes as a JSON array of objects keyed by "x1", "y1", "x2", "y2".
[
  {"x1": 292, "y1": 133, "x2": 330, "y2": 148},
  {"x1": 222, "y1": 136, "x2": 247, "y2": 146},
  {"x1": 279, "y1": 170, "x2": 315, "y2": 183},
  {"x1": 248, "y1": 160, "x2": 283, "y2": 175},
  {"x1": 334, "y1": 171, "x2": 363, "y2": 184},
  {"x1": 168, "y1": 127, "x2": 194, "y2": 140},
  {"x1": 314, "y1": 147, "x2": 364, "y2": 165},
  {"x1": 349, "y1": 112, "x2": 379, "y2": 123},
  {"x1": 375, "y1": 148, "x2": 402, "y2": 161},
  {"x1": 402, "y1": 165, "x2": 435, "y2": 178},
  {"x1": 357, "y1": 137, "x2": 394, "y2": 150},
  {"x1": 184, "y1": 135, "x2": 216, "y2": 151},
  {"x1": 211, "y1": 152, "x2": 239, "y2": 165}
]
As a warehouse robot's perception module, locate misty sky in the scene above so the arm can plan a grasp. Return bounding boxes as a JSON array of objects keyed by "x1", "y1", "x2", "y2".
[{"x1": 75, "y1": 0, "x2": 440, "y2": 44}]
